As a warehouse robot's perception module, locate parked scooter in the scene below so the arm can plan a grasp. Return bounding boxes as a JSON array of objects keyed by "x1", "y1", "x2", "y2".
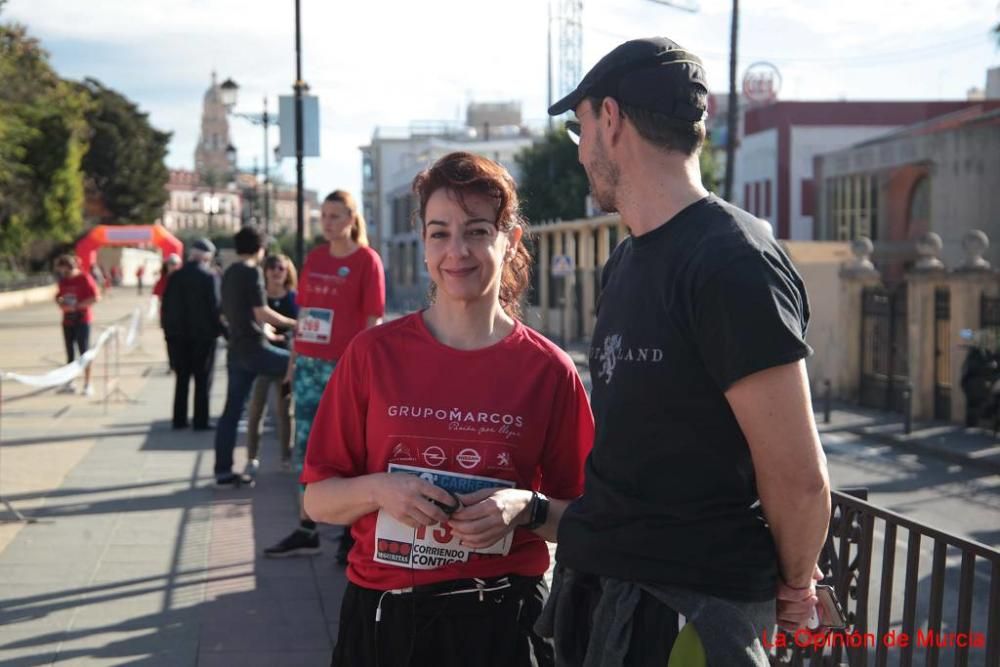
[{"x1": 959, "y1": 329, "x2": 1000, "y2": 432}]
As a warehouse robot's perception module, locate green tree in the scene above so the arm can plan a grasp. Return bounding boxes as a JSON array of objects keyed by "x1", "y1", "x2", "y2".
[
  {"x1": 515, "y1": 126, "x2": 589, "y2": 224},
  {"x1": 516, "y1": 124, "x2": 724, "y2": 223},
  {"x1": 0, "y1": 22, "x2": 90, "y2": 265},
  {"x1": 77, "y1": 78, "x2": 171, "y2": 225},
  {"x1": 700, "y1": 136, "x2": 720, "y2": 193}
]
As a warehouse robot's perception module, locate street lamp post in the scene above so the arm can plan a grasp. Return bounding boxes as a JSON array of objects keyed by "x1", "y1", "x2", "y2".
[
  {"x1": 202, "y1": 191, "x2": 220, "y2": 232},
  {"x1": 220, "y1": 79, "x2": 273, "y2": 234},
  {"x1": 644, "y1": 0, "x2": 738, "y2": 202},
  {"x1": 293, "y1": 0, "x2": 307, "y2": 269}
]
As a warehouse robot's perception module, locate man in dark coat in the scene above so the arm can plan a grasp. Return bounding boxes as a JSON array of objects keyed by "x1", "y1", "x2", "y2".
[{"x1": 162, "y1": 238, "x2": 222, "y2": 430}]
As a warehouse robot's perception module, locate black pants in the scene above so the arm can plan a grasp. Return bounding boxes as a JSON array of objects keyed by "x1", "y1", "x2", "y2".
[
  {"x1": 62, "y1": 322, "x2": 91, "y2": 363},
  {"x1": 168, "y1": 337, "x2": 216, "y2": 428},
  {"x1": 332, "y1": 576, "x2": 553, "y2": 667}
]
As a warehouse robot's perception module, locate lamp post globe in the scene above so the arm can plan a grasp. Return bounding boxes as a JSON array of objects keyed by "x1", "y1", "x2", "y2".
[{"x1": 219, "y1": 78, "x2": 239, "y2": 110}]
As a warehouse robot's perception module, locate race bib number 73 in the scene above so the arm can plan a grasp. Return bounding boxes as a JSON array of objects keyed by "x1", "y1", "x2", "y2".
[{"x1": 374, "y1": 463, "x2": 515, "y2": 569}]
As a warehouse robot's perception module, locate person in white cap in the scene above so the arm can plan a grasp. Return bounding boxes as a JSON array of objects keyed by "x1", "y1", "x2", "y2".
[{"x1": 161, "y1": 239, "x2": 222, "y2": 430}]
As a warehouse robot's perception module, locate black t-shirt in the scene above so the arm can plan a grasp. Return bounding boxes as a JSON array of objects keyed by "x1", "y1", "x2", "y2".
[
  {"x1": 221, "y1": 262, "x2": 267, "y2": 356},
  {"x1": 556, "y1": 195, "x2": 811, "y2": 602},
  {"x1": 267, "y1": 289, "x2": 298, "y2": 349}
]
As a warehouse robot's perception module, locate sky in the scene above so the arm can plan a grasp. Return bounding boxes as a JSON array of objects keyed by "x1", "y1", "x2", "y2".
[{"x1": 4, "y1": 0, "x2": 997, "y2": 198}]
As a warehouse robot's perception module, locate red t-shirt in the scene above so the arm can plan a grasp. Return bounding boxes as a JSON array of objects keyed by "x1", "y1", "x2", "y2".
[
  {"x1": 56, "y1": 272, "x2": 99, "y2": 325},
  {"x1": 293, "y1": 245, "x2": 385, "y2": 362},
  {"x1": 152, "y1": 274, "x2": 169, "y2": 298},
  {"x1": 301, "y1": 313, "x2": 594, "y2": 591}
]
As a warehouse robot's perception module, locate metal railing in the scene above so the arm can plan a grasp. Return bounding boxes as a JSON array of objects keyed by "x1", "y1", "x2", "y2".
[{"x1": 772, "y1": 490, "x2": 1000, "y2": 667}]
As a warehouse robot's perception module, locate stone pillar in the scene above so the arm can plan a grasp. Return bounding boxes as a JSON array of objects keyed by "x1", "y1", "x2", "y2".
[
  {"x1": 597, "y1": 225, "x2": 611, "y2": 266},
  {"x1": 564, "y1": 230, "x2": 578, "y2": 341},
  {"x1": 837, "y1": 237, "x2": 882, "y2": 401},
  {"x1": 538, "y1": 231, "x2": 550, "y2": 331},
  {"x1": 947, "y1": 230, "x2": 998, "y2": 422},
  {"x1": 580, "y1": 228, "x2": 596, "y2": 338},
  {"x1": 905, "y1": 233, "x2": 947, "y2": 420}
]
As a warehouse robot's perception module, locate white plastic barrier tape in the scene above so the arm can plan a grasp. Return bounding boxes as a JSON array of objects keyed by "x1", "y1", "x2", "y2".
[
  {"x1": 122, "y1": 307, "x2": 142, "y2": 352},
  {"x1": 0, "y1": 326, "x2": 116, "y2": 388},
  {"x1": 146, "y1": 296, "x2": 158, "y2": 321}
]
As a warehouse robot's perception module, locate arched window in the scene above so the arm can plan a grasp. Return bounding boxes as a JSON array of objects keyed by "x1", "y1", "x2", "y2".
[{"x1": 907, "y1": 176, "x2": 930, "y2": 238}]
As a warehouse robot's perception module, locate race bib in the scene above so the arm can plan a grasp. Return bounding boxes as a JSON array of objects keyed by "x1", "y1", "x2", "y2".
[
  {"x1": 374, "y1": 463, "x2": 516, "y2": 570},
  {"x1": 297, "y1": 307, "x2": 333, "y2": 344}
]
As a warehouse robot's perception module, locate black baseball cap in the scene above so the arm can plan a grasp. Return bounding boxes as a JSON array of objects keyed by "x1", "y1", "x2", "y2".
[{"x1": 548, "y1": 37, "x2": 708, "y2": 122}]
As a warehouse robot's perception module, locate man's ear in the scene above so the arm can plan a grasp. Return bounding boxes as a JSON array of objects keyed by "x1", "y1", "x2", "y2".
[{"x1": 602, "y1": 97, "x2": 625, "y2": 146}]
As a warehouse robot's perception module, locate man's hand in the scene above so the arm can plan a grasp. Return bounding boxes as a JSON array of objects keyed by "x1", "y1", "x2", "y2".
[{"x1": 776, "y1": 564, "x2": 823, "y2": 631}]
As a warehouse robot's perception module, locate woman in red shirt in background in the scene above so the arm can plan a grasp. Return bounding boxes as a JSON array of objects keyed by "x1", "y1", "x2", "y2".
[
  {"x1": 264, "y1": 190, "x2": 385, "y2": 558},
  {"x1": 301, "y1": 152, "x2": 594, "y2": 667},
  {"x1": 54, "y1": 254, "x2": 101, "y2": 396},
  {"x1": 152, "y1": 254, "x2": 182, "y2": 304}
]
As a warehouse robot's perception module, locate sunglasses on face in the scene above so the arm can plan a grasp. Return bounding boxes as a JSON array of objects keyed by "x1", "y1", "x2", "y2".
[
  {"x1": 266, "y1": 264, "x2": 287, "y2": 272},
  {"x1": 565, "y1": 120, "x2": 581, "y2": 145}
]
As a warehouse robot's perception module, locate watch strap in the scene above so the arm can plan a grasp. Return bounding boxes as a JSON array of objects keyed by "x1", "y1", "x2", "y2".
[{"x1": 524, "y1": 491, "x2": 550, "y2": 530}]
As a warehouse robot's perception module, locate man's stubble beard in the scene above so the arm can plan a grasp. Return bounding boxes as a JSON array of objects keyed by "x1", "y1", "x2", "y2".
[{"x1": 588, "y1": 129, "x2": 620, "y2": 214}]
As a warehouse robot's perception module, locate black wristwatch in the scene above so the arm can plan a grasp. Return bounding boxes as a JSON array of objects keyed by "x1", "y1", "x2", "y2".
[{"x1": 523, "y1": 491, "x2": 550, "y2": 530}]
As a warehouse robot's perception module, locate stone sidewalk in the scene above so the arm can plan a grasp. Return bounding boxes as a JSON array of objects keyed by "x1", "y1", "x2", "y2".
[{"x1": 0, "y1": 292, "x2": 346, "y2": 665}]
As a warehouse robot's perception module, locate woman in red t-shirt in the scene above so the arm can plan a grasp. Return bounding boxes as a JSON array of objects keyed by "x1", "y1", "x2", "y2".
[
  {"x1": 53, "y1": 254, "x2": 101, "y2": 395},
  {"x1": 301, "y1": 152, "x2": 594, "y2": 667},
  {"x1": 263, "y1": 190, "x2": 386, "y2": 558}
]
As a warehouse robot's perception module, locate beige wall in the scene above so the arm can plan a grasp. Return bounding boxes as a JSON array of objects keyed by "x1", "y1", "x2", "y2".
[
  {"x1": 525, "y1": 214, "x2": 851, "y2": 400},
  {"x1": 780, "y1": 242, "x2": 853, "y2": 396},
  {"x1": 0, "y1": 285, "x2": 57, "y2": 312}
]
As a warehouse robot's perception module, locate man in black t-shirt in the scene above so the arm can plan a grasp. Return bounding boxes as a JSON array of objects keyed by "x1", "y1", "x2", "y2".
[
  {"x1": 538, "y1": 38, "x2": 831, "y2": 665},
  {"x1": 214, "y1": 227, "x2": 297, "y2": 485}
]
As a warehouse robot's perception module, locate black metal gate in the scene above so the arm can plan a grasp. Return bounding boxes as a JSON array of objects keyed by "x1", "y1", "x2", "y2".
[
  {"x1": 934, "y1": 288, "x2": 951, "y2": 420},
  {"x1": 860, "y1": 286, "x2": 909, "y2": 412}
]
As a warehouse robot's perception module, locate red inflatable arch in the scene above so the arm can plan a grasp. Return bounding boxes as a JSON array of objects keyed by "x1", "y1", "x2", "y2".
[{"x1": 75, "y1": 224, "x2": 184, "y2": 274}]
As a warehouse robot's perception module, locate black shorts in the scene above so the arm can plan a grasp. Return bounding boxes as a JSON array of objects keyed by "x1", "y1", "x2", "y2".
[
  {"x1": 62, "y1": 322, "x2": 91, "y2": 363},
  {"x1": 331, "y1": 575, "x2": 553, "y2": 667}
]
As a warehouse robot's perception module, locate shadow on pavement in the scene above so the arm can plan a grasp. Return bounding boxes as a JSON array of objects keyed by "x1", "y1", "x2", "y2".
[{"x1": 0, "y1": 407, "x2": 346, "y2": 665}]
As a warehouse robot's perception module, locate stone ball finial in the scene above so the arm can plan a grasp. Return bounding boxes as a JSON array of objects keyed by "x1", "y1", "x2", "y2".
[
  {"x1": 842, "y1": 236, "x2": 878, "y2": 277},
  {"x1": 851, "y1": 236, "x2": 874, "y2": 262},
  {"x1": 914, "y1": 232, "x2": 944, "y2": 270},
  {"x1": 961, "y1": 229, "x2": 990, "y2": 270}
]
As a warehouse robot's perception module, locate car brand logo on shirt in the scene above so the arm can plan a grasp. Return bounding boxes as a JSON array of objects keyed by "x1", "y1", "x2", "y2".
[
  {"x1": 391, "y1": 443, "x2": 415, "y2": 462},
  {"x1": 422, "y1": 446, "x2": 447, "y2": 467},
  {"x1": 456, "y1": 448, "x2": 482, "y2": 470}
]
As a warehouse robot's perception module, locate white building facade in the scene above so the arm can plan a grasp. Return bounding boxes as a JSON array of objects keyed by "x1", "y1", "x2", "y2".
[
  {"x1": 734, "y1": 101, "x2": 977, "y2": 240},
  {"x1": 361, "y1": 103, "x2": 543, "y2": 309}
]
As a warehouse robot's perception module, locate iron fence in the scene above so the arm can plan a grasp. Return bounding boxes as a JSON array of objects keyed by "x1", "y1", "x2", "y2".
[{"x1": 772, "y1": 490, "x2": 999, "y2": 667}]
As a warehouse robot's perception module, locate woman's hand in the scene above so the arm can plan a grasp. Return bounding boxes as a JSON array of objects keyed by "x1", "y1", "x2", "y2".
[
  {"x1": 449, "y1": 488, "x2": 533, "y2": 549},
  {"x1": 372, "y1": 473, "x2": 454, "y2": 529}
]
